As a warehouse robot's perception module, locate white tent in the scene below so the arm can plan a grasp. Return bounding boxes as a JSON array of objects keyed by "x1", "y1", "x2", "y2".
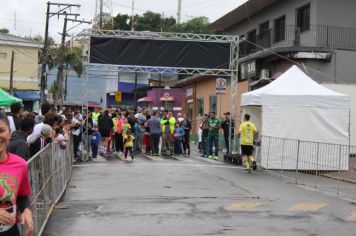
[{"x1": 241, "y1": 65, "x2": 350, "y2": 170}]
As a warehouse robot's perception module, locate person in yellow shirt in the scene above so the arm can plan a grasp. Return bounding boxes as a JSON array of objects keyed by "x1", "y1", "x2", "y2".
[
  {"x1": 238, "y1": 114, "x2": 258, "y2": 172},
  {"x1": 123, "y1": 129, "x2": 135, "y2": 160}
]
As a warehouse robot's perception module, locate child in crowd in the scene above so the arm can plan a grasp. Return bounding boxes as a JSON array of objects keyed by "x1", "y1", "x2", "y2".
[
  {"x1": 124, "y1": 129, "x2": 135, "y2": 160},
  {"x1": 174, "y1": 122, "x2": 185, "y2": 155},
  {"x1": 121, "y1": 117, "x2": 131, "y2": 137},
  {"x1": 91, "y1": 125, "x2": 101, "y2": 158}
]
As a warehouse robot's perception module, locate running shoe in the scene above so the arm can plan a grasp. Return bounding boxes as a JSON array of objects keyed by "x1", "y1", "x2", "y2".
[
  {"x1": 208, "y1": 155, "x2": 212, "y2": 159},
  {"x1": 214, "y1": 156, "x2": 219, "y2": 161}
]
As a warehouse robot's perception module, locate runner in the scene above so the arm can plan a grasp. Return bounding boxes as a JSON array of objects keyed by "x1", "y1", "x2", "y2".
[
  {"x1": 0, "y1": 112, "x2": 34, "y2": 236},
  {"x1": 207, "y1": 112, "x2": 221, "y2": 160},
  {"x1": 238, "y1": 114, "x2": 258, "y2": 173}
]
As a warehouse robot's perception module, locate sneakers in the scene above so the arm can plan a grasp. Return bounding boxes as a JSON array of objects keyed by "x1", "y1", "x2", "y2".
[
  {"x1": 213, "y1": 156, "x2": 219, "y2": 161},
  {"x1": 208, "y1": 155, "x2": 213, "y2": 159}
]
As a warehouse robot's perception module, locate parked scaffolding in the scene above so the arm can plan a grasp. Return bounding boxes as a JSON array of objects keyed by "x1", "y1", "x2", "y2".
[
  {"x1": 259, "y1": 136, "x2": 356, "y2": 201},
  {"x1": 25, "y1": 139, "x2": 73, "y2": 235}
]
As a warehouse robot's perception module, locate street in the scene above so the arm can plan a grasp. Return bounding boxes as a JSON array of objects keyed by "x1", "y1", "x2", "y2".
[{"x1": 43, "y1": 150, "x2": 356, "y2": 236}]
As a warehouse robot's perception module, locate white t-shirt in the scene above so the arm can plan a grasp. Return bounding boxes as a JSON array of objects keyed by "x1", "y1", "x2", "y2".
[
  {"x1": 72, "y1": 118, "x2": 81, "y2": 136},
  {"x1": 27, "y1": 122, "x2": 44, "y2": 144}
]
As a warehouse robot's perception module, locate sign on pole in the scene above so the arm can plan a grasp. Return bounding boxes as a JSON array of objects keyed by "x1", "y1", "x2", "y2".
[
  {"x1": 115, "y1": 91, "x2": 122, "y2": 103},
  {"x1": 216, "y1": 78, "x2": 226, "y2": 94}
]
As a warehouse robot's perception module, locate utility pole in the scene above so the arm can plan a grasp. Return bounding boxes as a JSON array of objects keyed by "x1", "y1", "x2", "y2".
[
  {"x1": 40, "y1": 2, "x2": 50, "y2": 107},
  {"x1": 133, "y1": 73, "x2": 138, "y2": 108},
  {"x1": 64, "y1": 63, "x2": 68, "y2": 101},
  {"x1": 177, "y1": 0, "x2": 182, "y2": 24},
  {"x1": 131, "y1": 0, "x2": 135, "y2": 31},
  {"x1": 9, "y1": 51, "x2": 14, "y2": 95},
  {"x1": 55, "y1": 15, "x2": 68, "y2": 109},
  {"x1": 55, "y1": 17, "x2": 90, "y2": 110},
  {"x1": 99, "y1": 0, "x2": 103, "y2": 29},
  {"x1": 40, "y1": 2, "x2": 81, "y2": 108}
]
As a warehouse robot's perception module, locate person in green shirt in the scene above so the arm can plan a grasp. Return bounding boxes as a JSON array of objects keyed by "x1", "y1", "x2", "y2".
[{"x1": 207, "y1": 112, "x2": 221, "y2": 160}]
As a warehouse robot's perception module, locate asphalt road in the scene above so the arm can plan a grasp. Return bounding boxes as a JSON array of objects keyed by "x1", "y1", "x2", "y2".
[{"x1": 43, "y1": 151, "x2": 356, "y2": 236}]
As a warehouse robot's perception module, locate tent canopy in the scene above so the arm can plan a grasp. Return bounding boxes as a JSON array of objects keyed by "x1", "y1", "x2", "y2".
[
  {"x1": 240, "y1": 65, "x2": 351, "y2": 170},
  {"x1": 0, "y1": 88, "x2": 22, "y2": 107},
  {"x1": 241, "y1": 65, "x2": 349, "y2": 108}
]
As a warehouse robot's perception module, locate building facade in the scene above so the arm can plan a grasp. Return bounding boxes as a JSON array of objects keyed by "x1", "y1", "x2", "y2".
[
  {"x1": 0, "y1": 34, "x2": 42, "y2": 110},
  {"x1": 178, "y1": 76, "x2": 248, "y2": 133},
  {"x1": 210, "y1": 0, "x2": 356, "y2": 88}
]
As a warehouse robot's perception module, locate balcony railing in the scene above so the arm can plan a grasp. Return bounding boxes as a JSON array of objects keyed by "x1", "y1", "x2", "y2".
[{"x1": 240, "y1": 25, "x2": 356, "y2": 58}]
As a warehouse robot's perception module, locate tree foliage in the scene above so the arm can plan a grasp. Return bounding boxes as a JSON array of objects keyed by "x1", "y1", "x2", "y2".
[
  {"x1": 107, "y1": 11, "x2": 210, "y2": 34},
  {"x1": 0, "y1": 28, "x2": 9, "y2": 34}
]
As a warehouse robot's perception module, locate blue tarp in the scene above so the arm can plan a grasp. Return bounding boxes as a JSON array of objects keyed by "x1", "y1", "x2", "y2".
[{"x1": 14, "y1": 91, "x2": 40, "y2": 101}]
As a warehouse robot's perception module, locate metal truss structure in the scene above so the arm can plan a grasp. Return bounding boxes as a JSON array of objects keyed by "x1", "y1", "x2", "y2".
[{"x1": 78, "y1": 29, "x2": 240, "y2": 160}]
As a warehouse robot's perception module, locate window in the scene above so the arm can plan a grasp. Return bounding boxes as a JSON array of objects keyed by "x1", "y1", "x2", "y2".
[
  {"x1": 163, "y1": 102, "x2": 173, "y2": 111},
  {"x1": 274, "y1": 16, "x2": 286, "y2": 42},
  {"x1": 209, "y1": 95, "x2": 217, "y2": 114},
  {"x1": 297, "y1": 4, "x2": 310, "y2": 32},
  {"x1": 186, "y1": 87, "x2": 193, "y2": 97},
  {"x1": 187, "y1": 102, "x2": 193, "y2": 121},
  {"x1": 259, "y1": 21, "x2": 269, "y2": 35},
  {"x1": 196, "y1": 98, "x2": 204, "y2": 117}
]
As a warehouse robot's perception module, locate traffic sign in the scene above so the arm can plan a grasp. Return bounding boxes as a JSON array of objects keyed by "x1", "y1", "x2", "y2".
[
  {"x1": 216, "y1": 78, "x2": 226, "y2": 94},
  {"x1": 115, "y1": 91, "x2": 122, "y2": 103}
]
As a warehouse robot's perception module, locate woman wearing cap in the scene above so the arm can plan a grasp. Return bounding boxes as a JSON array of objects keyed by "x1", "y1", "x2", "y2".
[{"x1": 0, "y1": 112, "x2": 34, "y2": 236}]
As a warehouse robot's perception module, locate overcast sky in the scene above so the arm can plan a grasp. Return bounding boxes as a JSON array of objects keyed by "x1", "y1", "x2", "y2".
[{"x1": 0, "y1": 0, "x2": 247, "y2": 42}]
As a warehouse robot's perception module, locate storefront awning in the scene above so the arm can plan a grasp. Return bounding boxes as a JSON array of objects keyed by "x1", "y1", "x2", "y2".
[
  {"x1": 137, "y1": 96, "x2": 153, "y2": 102},
  {"x1": 14, "y1": 91, "x2": 39, "y2": 101},
  {"x1": 160, "y1": 96, "x2": 175, "y2": 102}
]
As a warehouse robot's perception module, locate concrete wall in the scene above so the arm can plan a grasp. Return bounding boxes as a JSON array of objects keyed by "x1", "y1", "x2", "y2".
[
  {"x1": 0, "y1": 45, "x2": 39, "y2": 90},
  {"x1": 316, "y1": 0, "x2": 356, "y2": 28},
  {"x1": 322, "y1": 83, "x2": 356, "y2": 147},
  {"x1": 226, "y1": 0, "x2": 316, "y2": 36}
]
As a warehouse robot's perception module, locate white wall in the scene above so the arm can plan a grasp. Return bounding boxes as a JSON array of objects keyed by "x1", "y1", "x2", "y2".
[{"x1": 322, "y1": 83, "x2": 356, "y2": 147}]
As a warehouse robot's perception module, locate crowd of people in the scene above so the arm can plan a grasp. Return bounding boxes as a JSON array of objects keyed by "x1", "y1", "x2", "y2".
[
  {"x1": 0, "y1": 102, "x2": 89, "y2": 235},
  {"x1": 83, "y1": 107, "x2": 238, "y2": 162}
]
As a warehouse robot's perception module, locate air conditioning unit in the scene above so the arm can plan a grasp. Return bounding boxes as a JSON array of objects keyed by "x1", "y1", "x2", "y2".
[{"x1": 260, "y1": 69, "x2": 270, "y2": 80}]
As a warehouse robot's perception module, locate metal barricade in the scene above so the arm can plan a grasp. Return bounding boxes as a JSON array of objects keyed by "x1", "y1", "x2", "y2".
[
  {"x1": 25, "y1": 138, "x2": 73, "y2": 236},
  {"x1": 260, "y1": 136, "x2": 356, "y2": 201}
]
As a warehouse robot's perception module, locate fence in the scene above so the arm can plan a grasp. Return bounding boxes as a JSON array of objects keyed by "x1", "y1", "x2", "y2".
[
  {"x1": 240, "y1": 25, "x2": 356, "y2": 57},
  {"x1": 25, "y1": 138, "x2": 73, "y2": 235},
  {"x1": 259, "y1": 136, "x2": 356, "y2": 201}
]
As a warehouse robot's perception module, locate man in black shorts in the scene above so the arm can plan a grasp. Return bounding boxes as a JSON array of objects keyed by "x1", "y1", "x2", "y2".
[{"x1": 238, "y1": 114, "x2": 258, "y2": 172}]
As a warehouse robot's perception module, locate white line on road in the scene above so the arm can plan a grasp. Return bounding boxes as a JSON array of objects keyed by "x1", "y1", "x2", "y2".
[{"x1": 73, "y1": 162, "x2": 245, "y2": 169}]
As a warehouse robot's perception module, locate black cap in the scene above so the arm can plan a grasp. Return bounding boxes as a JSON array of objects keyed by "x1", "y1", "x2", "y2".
[
  {"x1": 204, "y1": 113, "x2": 209, "y2": 117},
  {"x1": 224, "y1": 112, "x2": 231, "y2": 115}
]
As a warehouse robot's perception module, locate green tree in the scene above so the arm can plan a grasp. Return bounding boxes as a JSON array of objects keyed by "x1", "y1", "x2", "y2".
[
  {"x1": 112, "y1": 13, "x2": 131, "y2": 30},
  {"x1": 169, "y1": 17, "x2": 210, "y2": 34},
  {"x1": 107, "y1": 11, "x2": 208, "y2": 34},
  {"x1": 0, "y1": 28, "x2": 9, "y2": 34}
]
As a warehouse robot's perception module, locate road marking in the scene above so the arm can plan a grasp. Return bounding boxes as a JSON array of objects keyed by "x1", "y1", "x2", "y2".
[
  {"x1": 224, "y1": 201, "x2": 263, "y2": 211},
  {"x1": 347, "y1": 210, "x2": 356, "y2": 222},
  {"x1": 73, "y1": 162, "x2": 244, "y2": 169},
  {"x1": 289, "y1": 202, "x2": 328, "y2": 212}
]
